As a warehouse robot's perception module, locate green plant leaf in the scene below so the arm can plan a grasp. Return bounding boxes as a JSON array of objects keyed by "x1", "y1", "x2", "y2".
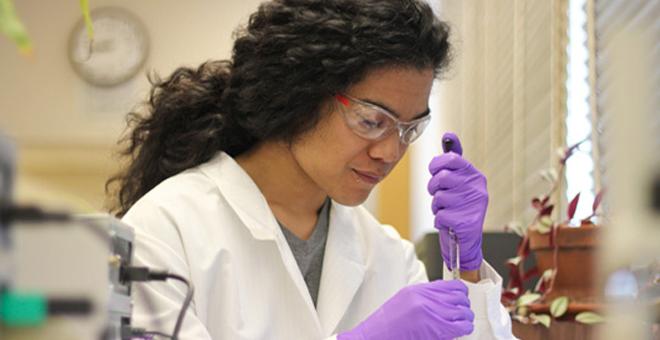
[
  {"x1": 540, "y1": 216, "x2": 553, "y2": 227},
  {"x1": 0, "y1": 0, "x2": 32, "y2": 55},
  {"x1": 517, "y1": 292, "x2": 541, "y2": 307},
  {"x1": 507, "y1": 256, "x2": 523, "y2": 266},
  {"x1": 79, "y1": 0, "x2": 94, "y2": 40},
  {"x1": 530, "y1": 313, "x2": 551, "y2": 328},
  {"x1": 575, "y1": 312, "x2": 605, "y2": 324},
  {"x1": 550, "y1": 296, "x2": 569, "y2": 317},
  {"x1": 540, "y1": 169, "x2": 559, "y2": 183},
  {"x1": 506, "y1": 221, "x2": 526, "y2": 237},
  {"x1": 533, "y1": 221, "x2": 552, "y2": 234},
  {"x1": 542, "y1": 269, "x2": 555, "y2": 279}
]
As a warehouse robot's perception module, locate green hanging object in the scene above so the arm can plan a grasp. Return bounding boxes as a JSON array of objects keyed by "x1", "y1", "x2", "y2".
[
  {"x1": 80, "y1": 0, "x2": 94, "y2": 40},
  {"x1": 0, "y1": 292, "x2": 47, "y2": 327},
  {"x1": 0, "y1": 0, "x2": 33, "y2": 56}
]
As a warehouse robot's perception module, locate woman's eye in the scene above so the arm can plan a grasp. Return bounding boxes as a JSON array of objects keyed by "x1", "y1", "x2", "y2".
[{"x1": 359, "y1": 119, "x2": 381, "y2": 129}]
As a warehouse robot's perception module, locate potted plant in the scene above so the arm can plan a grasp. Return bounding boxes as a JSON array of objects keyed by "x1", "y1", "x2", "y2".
[{"x1": 502, "y1": 137, "x2": 606, "y2": 328}]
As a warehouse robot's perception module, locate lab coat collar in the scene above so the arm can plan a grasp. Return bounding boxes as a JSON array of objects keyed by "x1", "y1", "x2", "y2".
[
  {"x1": 200, "y1": 152, "x2": 279, "y2": 241},
  {"x1": 201, "y1": 152, "x2": 366, "y2": 334}
]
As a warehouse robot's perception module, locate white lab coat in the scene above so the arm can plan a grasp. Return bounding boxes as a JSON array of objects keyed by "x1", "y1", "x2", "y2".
[{"x1": 122, "y1": 152, "x2": 516, "y2": 340}]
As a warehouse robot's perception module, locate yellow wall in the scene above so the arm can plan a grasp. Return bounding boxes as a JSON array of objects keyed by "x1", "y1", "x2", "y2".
[
  {"x1": 15, "y1": 144, "x2": 119, "y2": 213},
  {"x1": 377, "y1": 151, "x2": 411, "y2": 239}
]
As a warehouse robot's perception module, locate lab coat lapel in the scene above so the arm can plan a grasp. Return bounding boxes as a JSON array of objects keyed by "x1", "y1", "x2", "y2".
[
  {"x1": 202, "y1": 152, "x2": 324, "y2": 330},
  {"x1": 317, "y1": 202, "x2": 366, "y2": 335}
]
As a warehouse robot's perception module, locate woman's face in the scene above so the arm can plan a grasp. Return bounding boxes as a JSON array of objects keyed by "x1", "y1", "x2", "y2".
[{"x1": 291, "y1": 66, "x2": 435, "y2": 206}]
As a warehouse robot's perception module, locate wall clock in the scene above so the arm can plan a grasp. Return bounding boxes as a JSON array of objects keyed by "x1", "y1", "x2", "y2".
[{"x1": 68, "y1": 7, "x2": 149, "y2": 87}]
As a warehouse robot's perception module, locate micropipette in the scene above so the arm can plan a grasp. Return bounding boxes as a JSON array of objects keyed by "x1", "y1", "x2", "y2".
[{"x1": 442, "y1": 137, "x2": 460, "y2": 280}]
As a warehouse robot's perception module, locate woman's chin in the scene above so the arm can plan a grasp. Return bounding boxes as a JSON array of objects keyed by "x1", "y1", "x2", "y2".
[{"x1": 329, "y1": 189, "x2": 371, "y2": 207}]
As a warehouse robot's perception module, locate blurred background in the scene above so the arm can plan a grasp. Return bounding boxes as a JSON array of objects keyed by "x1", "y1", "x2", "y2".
[
  {"x1": 2, "y1": 0, "x2": 263, "y2": 214},
  {"x1": 4, "y1": 0, "x2": 655, "y2": 240},
  {"x1": 1, "y1": 0, "x2": 658, "y2": 339}
]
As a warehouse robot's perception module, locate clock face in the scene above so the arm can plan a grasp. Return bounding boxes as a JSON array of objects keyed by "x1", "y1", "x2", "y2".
[{"x1": 69, "y1": 7, "x2": 149, "y2": 87}]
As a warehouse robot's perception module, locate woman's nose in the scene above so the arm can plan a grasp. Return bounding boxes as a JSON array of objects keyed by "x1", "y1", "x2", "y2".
[{"x1": 368, "y1": 130, "x2": 406, "y2": 164}]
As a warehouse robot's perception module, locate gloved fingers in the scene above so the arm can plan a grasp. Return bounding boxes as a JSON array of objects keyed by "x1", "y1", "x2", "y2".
[
  {"x1": 440, "y1": 304, "x2": 475, "y2": 323},
  {"x1": 425, "y1": 306, "x2": 474, "y2": 338},
  {"x1": 419, "y1": 283, "x2": 470, "y2": 309},
  {"x1": 427, "y1": 279, "x2": 469, "y2": 295},
  {"x1": 430, "y1": 290, "x2": 471, "y2": 308},
  {"x1": 431, "y1": 190, "x2": 468, "y2": 214},
  {"x1": 427, "y1": 169, "x2": 465, "y2": 194},
  {"x1": 441, "y1": 132, "x2": 463, "y2": 156},
  {"x1": 434, "y1": 190, "x2": 488, "y2": 220},
  {"x1": 434, "y1": 210, "x2": 464, "y2": 232},
  {"x1": 449, "y1": 320, "x2": 475, "y2": 337},
  {"x1": 428, "y1": 152, "x2": 470, "y2": 175}
]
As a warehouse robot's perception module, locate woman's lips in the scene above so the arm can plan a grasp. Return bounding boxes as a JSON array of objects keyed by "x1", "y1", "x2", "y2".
[{"x1": 352, "y1": 169, "x2": 384, "y2": 184}]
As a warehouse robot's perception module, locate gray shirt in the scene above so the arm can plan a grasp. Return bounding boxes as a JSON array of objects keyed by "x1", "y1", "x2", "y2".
[{"x1": 278, "y1": 199, "x2": 330, "y2": 307}]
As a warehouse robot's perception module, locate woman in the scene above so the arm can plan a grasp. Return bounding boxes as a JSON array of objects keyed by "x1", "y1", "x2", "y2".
[{"x1": 110, "y1": 0, "x2": 516, "y2": 339}]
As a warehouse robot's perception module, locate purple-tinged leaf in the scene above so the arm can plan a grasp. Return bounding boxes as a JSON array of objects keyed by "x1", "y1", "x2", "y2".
[
  {"x1": 507, "y1": 267, "x2": 523, "y2": 292},
  {"x1": 561, "y1": 137, "x2": 590, "y2": 164},
  {"x1": 568, "y1": 193, "x2": 581, "y2": 220},
  {"x1": 540, "y1": 204, "x2": 554, "y2": 217},
  {"x1": 535, "y1": 275, "x2": 547, "y2": 293},
  {"x1": 592, "y1": 189, "x2": 605, "y2": 214},
  {"x1": 523, "y1": 266, "x2": 540, "y2": 281},
  {"x1": 533, "y1": 196, "x2": 551, "y2": 211},
  {"x1": 541, "y1": 195, "x2": 550, "y2": 206},
  {"x1": 502, "y1": 289, "x2": 520, "y2": 302},
  {"x1": 560, "y1": 148, "x2": 570, "y2": 165}
]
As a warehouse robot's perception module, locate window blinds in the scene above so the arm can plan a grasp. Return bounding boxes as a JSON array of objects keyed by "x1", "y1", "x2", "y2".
[
  {"x1": 411, "y1": 0, "x2": 569, "y2": 240},
  {"x1": 592, "y1": 0, "x2": 660, "y2": 184}
]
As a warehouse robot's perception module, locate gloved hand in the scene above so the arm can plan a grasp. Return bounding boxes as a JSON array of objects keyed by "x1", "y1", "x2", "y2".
[
  {"x1": 337, "y1": 280, "x2": 474, "y2": 340},
  {"x1": 427, "y1": 132, "x2": 488, "y2": 271}
]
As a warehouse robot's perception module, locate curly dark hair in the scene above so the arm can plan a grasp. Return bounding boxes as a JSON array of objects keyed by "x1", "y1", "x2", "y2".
[{"x1": 107, "y1": 0, "x2": 451, "y2": 216}]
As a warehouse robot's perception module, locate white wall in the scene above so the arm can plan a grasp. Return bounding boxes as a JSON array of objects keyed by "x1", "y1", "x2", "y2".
[{"x1": 0, "y1": 0, "x2": 264, "y2": 210}]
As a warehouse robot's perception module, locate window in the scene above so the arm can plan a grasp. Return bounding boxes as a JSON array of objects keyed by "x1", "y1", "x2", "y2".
[{"x1": 564, "y1": 0, "x2": 595, "y2": 224}]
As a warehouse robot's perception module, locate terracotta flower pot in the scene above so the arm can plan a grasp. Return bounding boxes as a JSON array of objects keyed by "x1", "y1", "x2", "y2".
[{"x1": 528, "y1": 223, "x2": 601, "y2": 302}]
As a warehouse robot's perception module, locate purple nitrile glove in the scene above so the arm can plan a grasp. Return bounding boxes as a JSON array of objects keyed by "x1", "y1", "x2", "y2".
[
  {"x1": 427, "y1": 132, "x2": 488, "y2": 271},
  {"x1": 337, "y1": 280, "x2": 474, "y2": 340}
]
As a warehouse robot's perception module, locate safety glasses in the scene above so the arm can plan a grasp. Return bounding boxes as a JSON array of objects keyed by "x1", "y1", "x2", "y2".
[{"x1": 335, "y1": 93, "x2": 431, "y2": 145}]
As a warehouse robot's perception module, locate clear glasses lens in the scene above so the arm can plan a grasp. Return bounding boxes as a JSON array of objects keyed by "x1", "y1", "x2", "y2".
[
  {"x1": 350, "y1": 105, "x2": 394, "y2": 138},
  {"x1": 338, "y1": 95, "x2": 430, "y2": 144},
  {"x1": 401, "y1": 117, "x2": 430, "y2": 144}
]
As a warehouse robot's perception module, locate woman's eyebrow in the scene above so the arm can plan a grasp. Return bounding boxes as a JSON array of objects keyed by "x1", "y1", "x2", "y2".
[{"x1": 362, "y1": 98, "x2": 431, "y2": 120}]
